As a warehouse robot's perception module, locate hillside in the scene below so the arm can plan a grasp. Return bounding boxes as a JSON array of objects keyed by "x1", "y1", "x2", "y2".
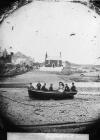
[
  {"x1": 0, "y1": 52, "x2": 35, "y2": 77},
  {"x1": 13, "y1": 51, "x2": 31, "y2": 59},
  {"x1": 62, "y1": 60, "x2": 100, "y2": 77},
  {"x1": 12, "y1": 51, "x2": 34, "y2": 64}
]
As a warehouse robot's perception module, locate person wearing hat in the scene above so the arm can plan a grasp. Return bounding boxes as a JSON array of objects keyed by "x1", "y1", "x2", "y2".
[
  {"x1": 28, "y1": 83, "x2": 34, "y2": 90},
  {"x1": 70, "y1": 82, "x2": 77, "y2": 92},
  {"x1": 64, "y1": 84, "x2": 70, "y2": 92},
  {"x1": 41, "y1": 83, "x2": 48, "y2": 91},
  {"x1": 49, "y1": 83, "x2": 53, "y2": 91}
]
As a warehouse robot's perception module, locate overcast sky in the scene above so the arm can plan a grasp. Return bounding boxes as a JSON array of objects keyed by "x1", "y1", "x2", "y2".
[{"x1": 0, "y1": 1, "x2": 100, "y2": 64}]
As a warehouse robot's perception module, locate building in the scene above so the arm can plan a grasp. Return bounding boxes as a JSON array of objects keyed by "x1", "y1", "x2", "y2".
[
  {"x1": 0, "y1": 48, "x2": 13, "y2": 64},
  {"x1": 45, "y1": 52, "x2": 62, "y2": 67}
]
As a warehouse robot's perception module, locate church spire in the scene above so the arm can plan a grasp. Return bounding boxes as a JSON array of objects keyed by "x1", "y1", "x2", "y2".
[
  {"x1": 45, "y1": 51, "x2": 48, "y2": 60},
  {"x1": 60, "y1": 52, "x2": 62, "y2": 58}
]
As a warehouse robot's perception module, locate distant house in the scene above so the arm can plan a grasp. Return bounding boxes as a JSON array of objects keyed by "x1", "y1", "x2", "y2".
[
  {"x1": 0, "y1": 48, "x2": 13, "y2": 64},
  {"x1": 45, "y1": 52, "x2": 62, "y2": 67}
]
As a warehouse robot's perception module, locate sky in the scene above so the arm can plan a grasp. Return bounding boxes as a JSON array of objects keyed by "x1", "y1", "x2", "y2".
[{"x1": 0, "y1": 1, "x2": 100, "y2": 64}]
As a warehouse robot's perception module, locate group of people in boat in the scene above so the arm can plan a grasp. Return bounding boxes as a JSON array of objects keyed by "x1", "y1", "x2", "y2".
[
  {"x1": 28, "y1": 82, "x2": 77, "y2": 93},
  {"x1": 57, "y1": 82, "x2": 77, "y2": 92}
]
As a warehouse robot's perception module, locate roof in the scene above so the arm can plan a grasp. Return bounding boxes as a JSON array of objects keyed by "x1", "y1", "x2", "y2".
[{"x1": 46, "y1": 56, "x2": 62, "y2": 60}]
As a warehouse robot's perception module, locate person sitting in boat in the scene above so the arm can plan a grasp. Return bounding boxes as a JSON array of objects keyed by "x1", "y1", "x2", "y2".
[
  {"x1": 36, "y1": 82, "x2": 41, "y2": 90},
  {"x1": 58, "y1": 82, "x2": 64, "y2": 92},
  {"x1": 70, "y1": 82, "x2": 77, "y2": 92},
  {"x1": 64, "y1": 84, "x2": 70, "y2": 92},
  {"x1": 28, "y1": 83, "x2": 34, "y2": 90},
  {"x1": 41, "y1": 83, "x2": 48, "y2": 91},
  {"x1": 49, "y1": 83, "x2": 53, "y2": 91}
]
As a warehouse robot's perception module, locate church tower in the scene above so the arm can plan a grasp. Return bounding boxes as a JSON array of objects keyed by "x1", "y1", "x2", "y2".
[
  {"x1": 45, "y1": 52, "x2": 48, "y2": 66},
  {"x1": 45, "y1": 51, "x2": 48, "y2": 61},
  {"x1": 60, "y1": 52, "x2": 62, "y2": 58}
]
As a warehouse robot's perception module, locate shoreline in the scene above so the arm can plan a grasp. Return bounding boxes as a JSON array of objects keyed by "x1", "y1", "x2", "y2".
[
  {"x1": 0, "y1": 88, "x2": 100, "y2": 132},
  {"x1": 0, "y1": 69, "x2": 32, "y2": 78},
  {"x1": 1, "y1": 69, "x2": 100, "y2": 82}
]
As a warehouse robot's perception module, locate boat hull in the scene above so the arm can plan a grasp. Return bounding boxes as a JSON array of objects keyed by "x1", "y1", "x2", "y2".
[{"x1": 28, "y1": 89, "x2": 77, "y2": 100}]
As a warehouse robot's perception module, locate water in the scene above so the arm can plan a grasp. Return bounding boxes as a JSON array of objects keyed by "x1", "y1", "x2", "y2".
[
  {"x1": 0, "y1": 70, "x2": 100, "y2": 94},
  {"x1": 0, "y1": 70, "x2": 100, "y2": 127}
]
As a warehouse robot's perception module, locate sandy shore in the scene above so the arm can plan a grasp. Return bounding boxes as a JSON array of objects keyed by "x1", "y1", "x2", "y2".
[
  {"x1": 0, "y1": 88, "x2": 100, "y2": 127},
  {"x1": 0, "y1": 71, "x2": 100, "y2": 132}
]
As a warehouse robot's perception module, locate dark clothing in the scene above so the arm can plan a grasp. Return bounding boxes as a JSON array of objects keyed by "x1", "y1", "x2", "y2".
[
  {"x1": 71, "y1": 85, "x2": 76, "y2": 91},
  {"x1": 41, "y1": 86, "x2": 48, "y2": 91},
  {"x1": 64, "y1": 86, "x2": 70, "y2": 92},
  {"x1": 49, "y1": 86, "x2": 53, "y2": 91},
  {"x1": 28, "y1": 86, "x2": 34, "y2": 90},
  {"x1": 37, "y1": 83, "x2": 41, "y2": 90}
]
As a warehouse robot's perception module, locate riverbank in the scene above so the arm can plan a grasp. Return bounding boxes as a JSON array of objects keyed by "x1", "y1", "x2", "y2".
[
  {"x1": 0, "y1": 70, "x2": 100, "y2": 132},
  {"x1": 0, "y1": 63, "x2": 35, "y2": 78},
  {"x1": 0, "y1": 88, "x2": 100, "y2": 132},
  {"x1": 1, "y1": 70, "x2": 100, "y2": 84}
]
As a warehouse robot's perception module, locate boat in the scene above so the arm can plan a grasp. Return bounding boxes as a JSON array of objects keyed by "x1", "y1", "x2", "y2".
[{"x1": 28, "y1": 89, "x2": 77, "y2": 100}]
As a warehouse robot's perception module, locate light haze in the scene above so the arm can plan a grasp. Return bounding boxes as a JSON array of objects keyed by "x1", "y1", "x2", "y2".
[{"x1": 0, "y1": 1, "x2": 100, "y2": 64}]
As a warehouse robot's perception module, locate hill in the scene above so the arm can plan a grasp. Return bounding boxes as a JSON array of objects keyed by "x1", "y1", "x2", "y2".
[
  {"x1": 12, "y1": 51, "x2": 34, "y2": 64},
  {"x1": 63, "y1": 60, "x2": 100, "y2": 76},
  {"x1": 13, "y1": 51, "x2": 31, "y2": 59}
]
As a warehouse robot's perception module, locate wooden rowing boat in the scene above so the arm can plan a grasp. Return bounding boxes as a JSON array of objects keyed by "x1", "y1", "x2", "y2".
[{"x1": 28, "y1": 89, "x2": 77, "y2": 100}]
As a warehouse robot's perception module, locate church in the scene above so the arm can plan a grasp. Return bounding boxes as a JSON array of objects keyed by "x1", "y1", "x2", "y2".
[{"x1": 45, "y1": 52, "x2": 62, "y2": 67}]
